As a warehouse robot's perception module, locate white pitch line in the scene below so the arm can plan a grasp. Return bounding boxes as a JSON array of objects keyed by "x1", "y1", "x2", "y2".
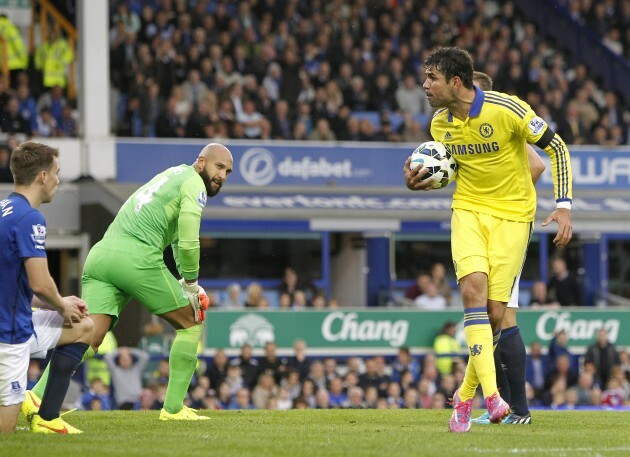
[{"x1": 465, "y1": 447, "x2": 630, "y2": 454}]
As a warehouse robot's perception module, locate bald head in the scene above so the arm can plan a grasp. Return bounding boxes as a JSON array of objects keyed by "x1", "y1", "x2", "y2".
[
  {"x1": 195, "y1": 143, "x2": 233, "y2": 197},
  {"x1": 198, "y1": 143, "x2": 233, "y2": 162}
]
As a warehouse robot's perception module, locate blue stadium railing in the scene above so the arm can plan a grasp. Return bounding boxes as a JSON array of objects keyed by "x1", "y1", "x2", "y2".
[{"x1": 514, "y1": 0, "x2": 630, "y2": 101}]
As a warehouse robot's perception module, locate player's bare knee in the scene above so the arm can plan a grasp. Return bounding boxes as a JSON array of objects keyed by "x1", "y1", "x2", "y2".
[
  {"x1": 77, "y1": 317, "x2": 94, "y2": 343},
  {"x1": 91, "y1": 329, "x2": 108, "y2": 353},
  {"x1": 460, "y1": 281, "x2": 486, "y2": 308}
]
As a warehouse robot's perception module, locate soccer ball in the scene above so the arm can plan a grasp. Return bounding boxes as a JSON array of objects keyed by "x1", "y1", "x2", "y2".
[{"x1": 409, "y1": 141, "x2": 457, "y2": 189}]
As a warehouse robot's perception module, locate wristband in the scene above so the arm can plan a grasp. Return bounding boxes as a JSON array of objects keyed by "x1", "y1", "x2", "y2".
[{"x1": 556, "y1": 201, "x2": 571, "y2": 210}]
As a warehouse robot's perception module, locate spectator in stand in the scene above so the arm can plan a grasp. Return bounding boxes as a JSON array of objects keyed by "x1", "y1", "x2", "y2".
[
  {"x1": 252, "y1": 372, "x2": 277, "y2": 410},
  {"x1": 81, "y1": 378, "x2": 112, "y2": 411},
  {"x1": 225, "y1": 361, "x2": 245, "y2": 397},
  {"x1": 244, "y1": 282, "x2": 267, "y2": 308},
  {"x1": 137, "y1": 321, "x2": 172, "y2": 386},
  {"x1": 417, "y1": 379, "x2": 435, "y2": 409},
  {"x1": 205, "y1": 348, "x2": 228, "y2": 390},
  {"x1": 584, "y1": 328, "x2": 621, "y2": 386},
  {"x1": 324, "y1": 358, "x2": 339, "y2": 384},
  {"x1": 402, "y1": 388, "x2": 419, "y2": 409},
  {"x1": 1, "y1": 97, "x2": 31, "y2": 135},
  {"x1": 230, "y1": 387, "x2": 253, "y2": 410},
  {"x1": 58, "y1": 105, "x2": 78, "y2": 137},
  {"x1": 216, "y1": 382, "x2": 234, "y2": 410},
  {"x1": 405, "y1": 272, "x2": 431, "y2": 302},
  {"x1": 396, "y1": 74, "x2": 431, "y2": 116},
  {"x1": 279, "y1": 267, "x2": 316, "y2": 305},
  {"x1": 601, "y1": 378, "x2": 626, "y2": 407},
  {"x1": 392, "y1": 347, "x2": 420, "y2": 384},
  {"x1": 271, "y1": 99, "x2": 293, "y2": 140},
  {"x1": 414, "y1": 280, "x2": 447, "y2": 310},
  {"x1": 153, "y1": 358, "x2": 170, "y2": 385},
  {"x1": 609, "y1": 365, "x2": 630, "y2": 400},
  {"x1": 104, "y1": 347, "x2": 150, "y2": 409},
  {"x1": 433, "y1": 321, "x2": 462, "y2": 376},
  {"x1": 280, "y1": 368, "x2": 302, "y2": 401},
  {"x1": 287, "y1": 339, "x2": 311, "y2": 381},
  {"x1": 33, "y1": 108, "x2": 58, "y2": 137},
  {"x1": 311, "y1": 295, "x2": 327, "y2": 308},
  {"x1": 547, "y1": 258, "x2": 582, "y2": 307},
  {"x1": 258, "y1": 341, "x2": 287, "y2": 384},
  {"x1": 34, "y1": 29, "x2": 74, "y2": 91},
  {"x1": 237, "y1": 99, "x2": 265, "y2": 139},
  {"x1": 556, "y1": 101, "x2": 590, "y2": 145},
  {"x1": 344, "y1": 387, "x2": 366, "y2": 409},
  {"x1": 230, "y1": 344, "x2": 256, "y2": 390},
  {"x1": 15, "y1": 84, "x2": 37, "y2": 132},
  {"x1": 315, "y1": 388, "x2": 330, "y2": 409},
  {"x1": 438, "y1": 373, "x2": 457, "y2": 402},
  {"x1": 385, "y1": 381, "x2": 404, "y2": 408},
  {"x1": 221, "y1": 283, "x2": 243, "y2": 309},
  {"x1": 526, "y1": 341, "x2": 547, "y2": 402},
  {"x1": 574, "y1": 371, "x2": 598, "y2": 406},
  {"x1": 328, "y1": 377, "x2": 347, "y2": 408},
  {"x1": 547, "y1": 329, "x2": 572, "y2": 371},
  {"x1": 306, "y1": 360, "x2": 327, "y2": 392},
  {"x1": 37, "y1": 86, "x2": 68, "y2": 124},
  {"x1": 358, "y1": 358, "x2": 382, "y2": 393},
  {"x1": 430, "y1": 262, "x2": 452, "y2": 305},
  {"x1": 0, "y1": 146, "x2": 12, "y2": 183},
  {"x1": 543, "y1": 354, "x2": 578, "y2": 406},
  {"x1": 307, "y1": 118, "x2": 337, "y2": 141},
  {"x1": 529, "y1": 280, "x2": 560, "y2": 307},
  {"x1": 292, "y1": 290, "x2": 309, "y2": 309},
  {"x1": 155, "y1": 96, "x2": 186, "y2": 137},
  {"x1": 107, "y1": 0, "x2": 629, "y2": 146},
  {"x1": 180, "y1": 69, "x2": 209, "y2": 109}
]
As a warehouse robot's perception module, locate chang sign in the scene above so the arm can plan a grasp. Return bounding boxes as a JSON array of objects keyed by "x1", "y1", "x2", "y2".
[
  {"x1": 321, "y1": 312, "x2": 409, "y2": 347},
  {"x1": 535, "y1": 311, "x2": 620, "y2": 343}
]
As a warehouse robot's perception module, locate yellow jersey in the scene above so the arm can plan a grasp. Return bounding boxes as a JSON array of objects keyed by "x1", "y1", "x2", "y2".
[{"x1": 430, "y1": 87, "x2": 572, "y2": 222}]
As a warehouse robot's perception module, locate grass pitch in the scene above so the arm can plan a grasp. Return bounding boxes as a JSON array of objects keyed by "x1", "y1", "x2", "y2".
[{"x1": 2, "y1": 409, "x2": 628, "y2": 457}]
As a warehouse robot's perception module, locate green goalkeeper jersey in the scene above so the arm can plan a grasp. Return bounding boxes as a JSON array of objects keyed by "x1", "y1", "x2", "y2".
[{"x1": 104, "y1": 164, "x2": 207, "y2": 281}]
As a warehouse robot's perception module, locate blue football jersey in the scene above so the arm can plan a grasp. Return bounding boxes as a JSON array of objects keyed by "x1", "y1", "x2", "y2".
[{"x1": 0, "y1": 192, "x2": 47, "y2": 344}]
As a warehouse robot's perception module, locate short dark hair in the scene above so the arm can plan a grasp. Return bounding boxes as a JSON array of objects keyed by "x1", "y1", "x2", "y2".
[
  {"x1": 9, "y1": 141, "x2": 59, "y2": 185},
  {"x1": 472, "y1": 71, "x2": 493, "y2": 91},
  {"x1": 425, "y1": 47, "x2": 474, "y2": 89}
]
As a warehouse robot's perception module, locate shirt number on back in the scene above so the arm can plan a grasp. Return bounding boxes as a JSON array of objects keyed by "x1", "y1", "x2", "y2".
[{"x1": 134, "y1": 176, "x2": 168, "y2": 212}]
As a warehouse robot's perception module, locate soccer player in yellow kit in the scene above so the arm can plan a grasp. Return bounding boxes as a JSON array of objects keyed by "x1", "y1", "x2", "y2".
[{"x1": 404, "y1": 48, "x2": 573, "y2": 433}]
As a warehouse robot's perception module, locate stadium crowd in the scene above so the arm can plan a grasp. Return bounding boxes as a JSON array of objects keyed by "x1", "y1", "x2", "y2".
[
  {"x1": 108, "y1": 0, "x2": 629, "y2": 145},
  {"x1": 27, "y1": 323, "x2": 630, "y2": 412},
  {"x1": 199, "y1": 259, "x2": 583, "y2": 310}
]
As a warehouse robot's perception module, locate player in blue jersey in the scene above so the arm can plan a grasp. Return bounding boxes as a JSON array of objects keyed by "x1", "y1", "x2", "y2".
[
  {"x1": 469, "y1": 71, "x2": 542, "y2": 425},
  {"x1": 0, "y1": 141, "x2": 92, "y2": 434}
]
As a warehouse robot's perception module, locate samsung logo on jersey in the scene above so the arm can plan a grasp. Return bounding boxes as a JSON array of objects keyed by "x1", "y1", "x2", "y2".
[{"x1": 445, "y1": 142, "x2": 500, "y2": 155}]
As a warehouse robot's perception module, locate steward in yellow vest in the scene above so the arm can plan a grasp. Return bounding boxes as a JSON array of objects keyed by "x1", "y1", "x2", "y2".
[{"x1": 35, "y1": 29, "x2": 74, "y2": 89}]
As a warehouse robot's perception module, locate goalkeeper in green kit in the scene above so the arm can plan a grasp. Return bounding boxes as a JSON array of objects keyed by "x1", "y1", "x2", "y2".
[{"x1": 23, "y1": 143, "x2": 233, "y2": 421}]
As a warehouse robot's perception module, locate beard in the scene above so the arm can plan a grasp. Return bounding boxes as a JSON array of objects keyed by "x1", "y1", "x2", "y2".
[{"x1": 199, "y1": 168, "x2": 221, "y2": 197}]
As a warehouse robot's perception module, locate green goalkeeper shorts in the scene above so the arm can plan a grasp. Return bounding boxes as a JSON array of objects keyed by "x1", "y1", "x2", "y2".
[{"x1": 82, "y1": 236, "x2": 189, "y2": 329}]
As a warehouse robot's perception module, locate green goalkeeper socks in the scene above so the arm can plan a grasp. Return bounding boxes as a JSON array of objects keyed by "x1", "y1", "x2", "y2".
[
  {"x1": 164, "y1": 325, "x2": 202, "y2": 414},
  {"x1": 32, "y1": 345, "x2": 96, "y2": 399}
]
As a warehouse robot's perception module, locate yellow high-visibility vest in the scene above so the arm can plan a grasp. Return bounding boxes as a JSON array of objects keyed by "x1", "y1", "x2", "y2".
[
  {"x1": 35, "y1": 37, "x2": 74, "y2": 88},
  {"x1": 0, "y1": 17, "x2": 28, "y2": 70}
]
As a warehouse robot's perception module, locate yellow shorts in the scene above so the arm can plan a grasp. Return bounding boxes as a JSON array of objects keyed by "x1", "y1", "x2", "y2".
[{"x1": 451, "y1": 209, "x2": 532, "y2": 303}]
